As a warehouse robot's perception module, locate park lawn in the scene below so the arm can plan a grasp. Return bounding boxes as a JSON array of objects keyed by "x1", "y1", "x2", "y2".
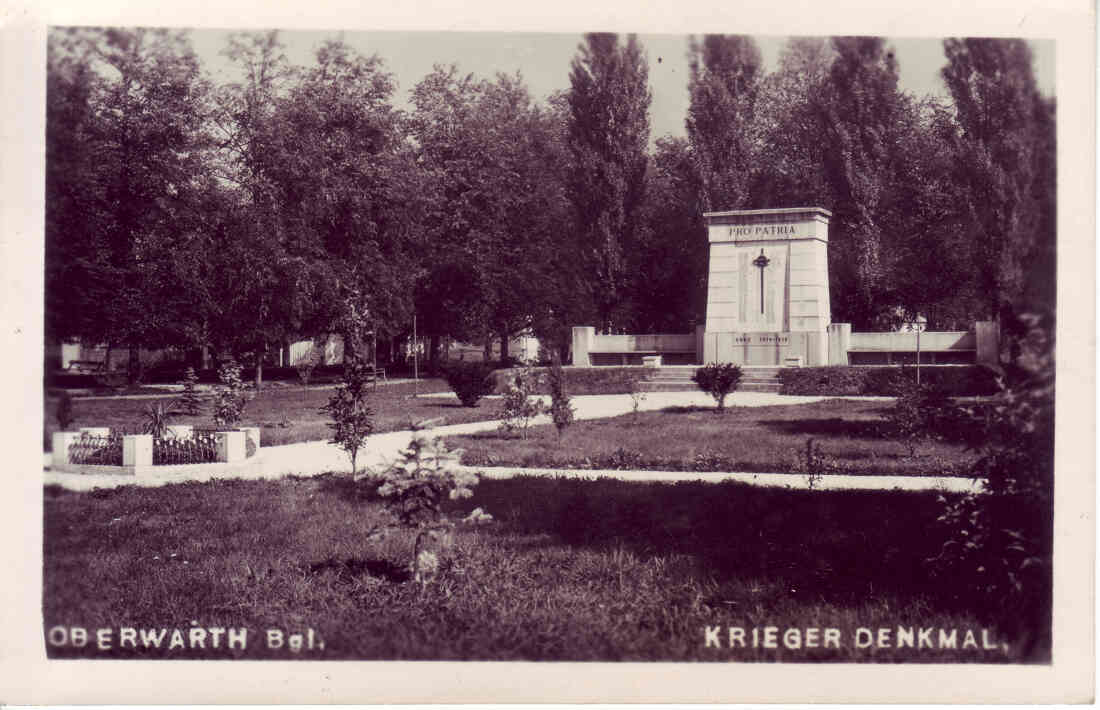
[
  {"x1": 44, "y1": 379, "x2": 504, "y2": 450},
  {"x1": 42, "y1": 475, "x2": 1045, "y2": 662},
  {"x1": 450, "y1": 399, "x2": 975, "y2": 476}
]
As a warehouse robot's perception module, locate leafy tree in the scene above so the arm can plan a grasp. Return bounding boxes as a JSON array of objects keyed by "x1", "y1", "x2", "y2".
[
  {"x1": 940, "y1": 38, "x2": 1053, "y2": 320},
  {"x1": 566, "y1": 33, "x2": 652, "y2": 332},
  {"x1": 632, "y1": 136, "x2": 707, "y2": 331},
  {"x1": 411, "y1": 68, "x2": 571, "y2": 363},
  {"x1": 321, "y1": 357, "x2": 376, "y2": 473},
  {"x1": 686, "y1": 34, "x2": 763, "y2": 211},
  {"x1": 46, "y1": 28, "x2": 212, "y2": 381}
]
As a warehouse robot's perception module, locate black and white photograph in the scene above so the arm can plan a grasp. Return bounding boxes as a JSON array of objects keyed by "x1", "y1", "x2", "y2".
[{"x1": 1, "y1": 0, "x2": 1093, "y2": 704}]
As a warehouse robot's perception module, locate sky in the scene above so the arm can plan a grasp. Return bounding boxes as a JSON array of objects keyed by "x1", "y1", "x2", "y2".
[{"x1": 187, "y1": 29, "x2": 1055, "y2": 144}]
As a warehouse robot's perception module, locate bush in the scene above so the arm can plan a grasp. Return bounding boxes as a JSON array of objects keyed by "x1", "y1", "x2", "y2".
[
  {"x1": 212, "y1": 359, "x2": 249, "y2": 428},
  {"x1": 179, "y1": 366, "x2": 203, "y2": 416},
  {"x1": 692, "y1": 363, "x2": 743, "y2": 411},
  {"x1": 444, "y1": 361, "x2": 495, "y2": 407},
  {"x1": 490, "y1": 366, "x2": 646, "y2": 396},
  {"x1": 547, "y1": 351, "x2": 574, "y2": 437},
  {"x1": 778, "y1": 365, "x2": 999, "y2": 396},
  {"x1": 498, "y1": 367, "x2": 548, "y2": 438},
  {"x1": 885, "y1": 380, "x2": 959, "y2": 457},
  {"x1": 928, "y1": 311, "x2": 1054, "y2": 656},
  {"x1": 55, "y1": 391, "x2": 74, "y2": 430},
  {"x1": 320, "y1": 359, "x2": 375, "y2": 473},
  {"x1": 372, "y1": 429, "x2": 480, "y2": 527}
]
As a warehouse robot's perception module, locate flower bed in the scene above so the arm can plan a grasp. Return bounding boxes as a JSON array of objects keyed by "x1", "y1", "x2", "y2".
[{"x1": 51, "y1": 426, "x2": 260, "y2": 477}]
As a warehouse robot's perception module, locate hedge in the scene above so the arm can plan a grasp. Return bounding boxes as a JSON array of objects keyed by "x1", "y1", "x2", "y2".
[
  {"x1": 778, "y1": 365, "x2": 1000, "y2": 397},
  {"x1": 491, "y1": 366, "x2": 649, "y2": 395}
]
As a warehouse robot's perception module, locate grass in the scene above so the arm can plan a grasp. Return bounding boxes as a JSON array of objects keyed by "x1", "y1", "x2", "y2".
[
  {"x1": 42, "y1": 475, "x2": 1048, "y2": 661},
  {"x1": 43, "y1": 379, "x2": 505, "y2": 450},
  {"x1": 450, "y1": 399, "x2": 975, "y2": 476}
]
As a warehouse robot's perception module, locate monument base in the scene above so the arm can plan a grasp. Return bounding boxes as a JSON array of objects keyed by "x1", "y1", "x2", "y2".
[{"x1": 702, "y1": 331, "x2": 827, "y2": 367}]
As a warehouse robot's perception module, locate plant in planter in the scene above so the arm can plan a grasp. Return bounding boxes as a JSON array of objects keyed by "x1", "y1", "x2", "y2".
[{"x1": 143, "y1": 399, "x2": 181, "y2": 439}]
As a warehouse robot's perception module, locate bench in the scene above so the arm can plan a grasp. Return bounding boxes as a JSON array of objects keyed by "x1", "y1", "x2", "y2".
[{"x1": 67, "y1": 360, "x2": 106, "y2": 374}]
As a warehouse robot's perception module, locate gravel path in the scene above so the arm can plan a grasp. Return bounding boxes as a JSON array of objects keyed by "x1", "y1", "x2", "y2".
[{"x1": 42, "y1": 390, "x2": 952, "y2": 494}]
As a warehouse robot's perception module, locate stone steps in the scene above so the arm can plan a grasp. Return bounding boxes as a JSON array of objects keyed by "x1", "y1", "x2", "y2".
[{"x1": 636, "y1": 366, "x2": 783, "y2": 394}]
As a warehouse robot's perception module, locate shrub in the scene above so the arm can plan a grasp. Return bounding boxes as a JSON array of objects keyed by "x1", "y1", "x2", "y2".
[
  {"x1": 627, "y1": 374, "x2": 647, "y2": 423},
  {"x1": 885, "y1": 380, "x2": 957, "y2": 457},
  {"x1": 55, "y1": 391, "x2": 74, "y2": 430},
  {"x1": 212, "y1": 359, "x2": 249, "y2": 428},
  {"x1": 179, "y1": 366, "x2": 203, "y2": 416},
  {"x1": 372, "y1": 428, "x2": 480, "y2": 527},
  {"x1": 498, "y1": 367, "x2": 547, "y2": 438},
  {"x1": 778, "y1": 365, "x2": 999, "y2": 396},
  {"x1": 444, "y1": 361, "x2": 495, "y2": 407},
  {"x1": 142, "y1": 399, "x2": 180, "y2": 439},
  {"x1": 547, "y1": 351, "x2": 574, "y2": 437},
  {"x1": 692, "y1": 363, "x2": 743, "y2": 411},
  {"x1": 320, "y1": 359, "x2": 375, "y2": 473},
  {"x1": 928, "y1": 311, "x2": 1054, "y2": 654}
]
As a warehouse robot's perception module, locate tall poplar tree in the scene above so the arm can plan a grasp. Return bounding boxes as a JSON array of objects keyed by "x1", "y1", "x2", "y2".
[
  {"x1": 941, "y1": 38, "x2": 1053, "y2": 320},
  {"x1": 686, "y1": 34, "x2": 763, "y2": 211},
  {"x1": 565, "y1": 33, "x2": 652, "y2": 332}
]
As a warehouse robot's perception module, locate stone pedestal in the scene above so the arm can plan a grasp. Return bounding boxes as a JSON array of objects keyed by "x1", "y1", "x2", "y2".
[
  {"x1": 828, "y1": 323, "x2": 851, "y2": 365},
  {"x1": 238, "y1": 427, "x2": 260, "y2": 452},
  {"x1": 123, "y1": 434, "x2": 153, "y2": 467},
  {"x1": 572, "y1": 326, "x2": 595, "y2": 367},
  {"x1": 975, "y1": 321, "x2": 999, "y2": 368},
  {"x1": 702, "y1": 207, "x2": 832, "y2": 366},
  {"x1": 52, "y1": 432, "x2": 80, "y2": 465}
]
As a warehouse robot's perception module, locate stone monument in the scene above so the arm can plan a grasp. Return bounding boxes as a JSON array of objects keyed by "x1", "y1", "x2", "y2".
[{"x1": 702, "y1": 207, "x2": 832, "y2": 366}]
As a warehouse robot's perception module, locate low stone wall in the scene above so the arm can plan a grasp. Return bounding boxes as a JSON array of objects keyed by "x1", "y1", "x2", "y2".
[{"x1": 50, "y1": 426, "x2": 261, "y2": 478}]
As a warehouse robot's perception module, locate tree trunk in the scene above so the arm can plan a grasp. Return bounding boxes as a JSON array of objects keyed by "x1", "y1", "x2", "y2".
[
  {"x1": 128, "y1": 344, "x2": 141, "y2": 385},
  {"x1": 483, "y1": 338, "x2": 493, "y2": 362},
  {"x1": 254, "y1": 346, "x2": 265, "y2": 391},
  {"x1": 428, "y1": 334, "x2": 440, "y2": 374},
  {"x1": 500, "y1": 331, "x2": 509, "y2": 364}
]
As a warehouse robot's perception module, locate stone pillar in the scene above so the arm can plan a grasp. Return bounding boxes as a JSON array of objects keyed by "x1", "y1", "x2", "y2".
[
  {"x1": 215, "y1": 430, "x2": 246, "y2": 463},
  {"x1": 827, "y1": 323, "x2": 851, "y2": 366},
  {"x1": 51, "y1": 432, "x2": 80, "y2": 465},
  {"x1": 123, "y1": 434, "x2": 153, "y2": 467},
  {"x1": 572, "y1": 327, "x2": 595, "y2": 367},
  {"x1": 238, "y1": 426, "x2": 260, "y2": 453},
  {"x1": 975, "y1": 321, "x2": 999, "y2": 367}
]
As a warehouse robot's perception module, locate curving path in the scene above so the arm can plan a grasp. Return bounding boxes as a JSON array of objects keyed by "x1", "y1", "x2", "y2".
[{"x1": 43, "y1": 390, "x2": 978, "y2": 494}]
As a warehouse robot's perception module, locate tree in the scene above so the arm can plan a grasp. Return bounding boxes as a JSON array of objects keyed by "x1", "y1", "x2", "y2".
[
  {"x1": 940, "y1": 38, "x2": 1053, "y2": 320},
  {"x1": 46, "y1": 28, "x2": 212, "y2": 380},
  {"x1": 686, "y1": 34, "x2": 763, "y2": 211},
  {"x1": 411, "y1": 67, "x2": 571, "y2": 362},
  {"x1": 632, "y1": 136, "x2": 708, "y2": 331},
  {"x1": 566, "y1": 33, "x2": 652, "y2": 332}
]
